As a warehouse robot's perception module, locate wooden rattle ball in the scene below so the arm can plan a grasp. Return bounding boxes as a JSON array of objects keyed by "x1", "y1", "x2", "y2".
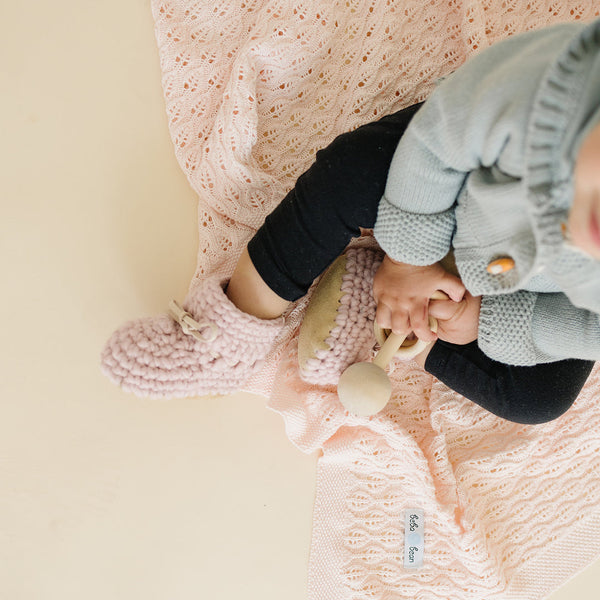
[
  {"x1": 337, "y1": 362, "x2": 392, "y2": 416},
  {"x1": 337, "y1": 331, "x2": 405, "y2": 416}
]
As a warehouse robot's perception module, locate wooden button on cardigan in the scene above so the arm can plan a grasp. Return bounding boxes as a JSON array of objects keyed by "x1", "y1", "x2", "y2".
[{"x1": 486, "y1": 257, "x2": 515, "y2": 274}]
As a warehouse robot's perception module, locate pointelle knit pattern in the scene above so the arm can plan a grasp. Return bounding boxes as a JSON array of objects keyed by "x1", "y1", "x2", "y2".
[{"x1": 150, "y1": 1, "x2": 600, "y2": 598}]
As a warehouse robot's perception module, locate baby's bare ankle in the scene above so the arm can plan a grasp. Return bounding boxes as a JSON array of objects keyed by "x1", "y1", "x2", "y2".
[{"x1": 226, "y1": 247, "x2": 290, "y2": 319}]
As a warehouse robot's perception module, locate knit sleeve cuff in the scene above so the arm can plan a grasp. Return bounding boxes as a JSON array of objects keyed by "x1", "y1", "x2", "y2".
[
  {"x1": 373, "y1": 199, "x2": 455, "y2": 265},
  {"x1": 531, "y1": 293, "x2": 600, "y2": 361},
  {"x1": 477, "y1": 292, "x2": 554, "y2": 366}
]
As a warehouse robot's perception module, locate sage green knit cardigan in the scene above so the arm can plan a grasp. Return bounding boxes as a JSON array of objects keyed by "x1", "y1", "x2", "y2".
[{"x1": 374, "y1": 19, "x2": 600, "y2": 365}]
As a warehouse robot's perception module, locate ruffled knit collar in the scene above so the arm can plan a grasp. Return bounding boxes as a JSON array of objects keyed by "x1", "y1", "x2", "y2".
[{"x1": 524, "y1": 18, "x2": 600, "y2": 272}]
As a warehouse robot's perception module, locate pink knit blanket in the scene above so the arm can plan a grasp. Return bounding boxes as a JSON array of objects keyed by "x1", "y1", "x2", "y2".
[{"x1": 152, "y1": 1, "x2": 600, "y2": 597}]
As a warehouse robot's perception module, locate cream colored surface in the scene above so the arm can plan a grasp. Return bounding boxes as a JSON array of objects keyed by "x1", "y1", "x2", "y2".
[{"x1": 0, "y1": 1, "x2": 598, "y2": 598}]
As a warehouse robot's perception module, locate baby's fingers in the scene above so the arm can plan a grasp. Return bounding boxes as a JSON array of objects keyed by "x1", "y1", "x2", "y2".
[
  {"x1": 390, "y1": 311, "x2": 410, "y2": 338},
  {"x1": 376, "y1": 303, "x2": 410, "y2": 338},
  {"x1": 409, "y1": 299, "x2": 437, "y2": 342},
  {"x1": 428, "y1": 299, "x2": 460, "y2": 321},
  {"x1": 375, "y1": 303, "x2": 393, "y2": 331},
  {"x1": 438, "y1": 273, "x2": 466, "y2": 303}
]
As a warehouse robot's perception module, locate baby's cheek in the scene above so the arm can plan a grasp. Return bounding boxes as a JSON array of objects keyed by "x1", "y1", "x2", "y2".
[
  {"x1": 574, "y1": 121, "x2": 600, "y2": 191},
  {"x1": 567, "y1": 197, "x2": 600, "y2": 259}
]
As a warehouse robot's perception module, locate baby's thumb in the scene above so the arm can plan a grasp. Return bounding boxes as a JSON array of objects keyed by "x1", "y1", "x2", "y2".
[
  {"x1": 429, "y1": 299, "x2": 459, "y2": 321},
  {"x1": 439, "y1": 274, "x2": 465, "y2": 303}
]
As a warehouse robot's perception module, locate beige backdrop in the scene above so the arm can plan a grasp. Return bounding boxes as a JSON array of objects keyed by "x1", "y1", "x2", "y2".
[{"x1": 1, "y1": 1, "x2": 598, "y2": 598}]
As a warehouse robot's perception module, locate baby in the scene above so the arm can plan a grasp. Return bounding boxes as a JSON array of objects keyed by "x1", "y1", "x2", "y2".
[{"x1": 103, "y1": 18, "x2": 600, "y2": 423}]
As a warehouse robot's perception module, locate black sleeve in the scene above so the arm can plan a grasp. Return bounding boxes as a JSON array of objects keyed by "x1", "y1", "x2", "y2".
[
  {"x1": 425, "y1": 340, "x2": 595, "y2": 424},
  {"x1": 248, "y1": 103, "x2": 423, "y2": 301}
]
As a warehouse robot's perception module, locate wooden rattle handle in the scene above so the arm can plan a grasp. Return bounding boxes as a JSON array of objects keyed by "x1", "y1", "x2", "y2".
[{"x1": 373, "y1": 332, "x2": 406, "y2": 369}]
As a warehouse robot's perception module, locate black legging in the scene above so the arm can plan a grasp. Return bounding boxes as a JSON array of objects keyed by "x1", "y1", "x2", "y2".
[{"x1": 248, "y1": 103, "x2": 595, "y2": 425}]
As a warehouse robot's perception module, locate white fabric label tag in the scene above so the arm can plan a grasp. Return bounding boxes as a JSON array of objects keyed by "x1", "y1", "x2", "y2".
[{"x1": 404, "y1": 509, "x2": 424, "y2": 568}]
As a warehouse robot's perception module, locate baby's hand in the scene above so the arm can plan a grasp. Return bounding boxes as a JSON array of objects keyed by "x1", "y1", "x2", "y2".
[
  {"x1": 428, "y1": 292, "x2": 481, "y2": 345},
  {"x1": 372, "y1": 256, "x2": 465, "y2": 342}
]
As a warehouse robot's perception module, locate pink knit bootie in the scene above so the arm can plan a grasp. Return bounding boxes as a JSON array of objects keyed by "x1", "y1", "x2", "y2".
[
  {"x1": 298, "y1": 246, "x2": 383, "y2": 386},
  {"x1": 101, "y1": 276, "x2": 285, "y2": 398}
]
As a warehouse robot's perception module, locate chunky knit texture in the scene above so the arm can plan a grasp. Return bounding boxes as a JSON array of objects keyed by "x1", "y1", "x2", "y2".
[
  {"x1": 478, "y1": 290, "x2": 545, "y2": 365},
  {"x1": 374, "y1": 207, "x2": 456, "y2": 266},
  {"x1": 101, "y1": 276, "x2": 284, "y2": 398},
  {"x1": 150, "y1": 2, "x2": 600, "y2": 598},
  {"x1": 299, "y1": 247, "x2": 383, "y2": 386}
]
